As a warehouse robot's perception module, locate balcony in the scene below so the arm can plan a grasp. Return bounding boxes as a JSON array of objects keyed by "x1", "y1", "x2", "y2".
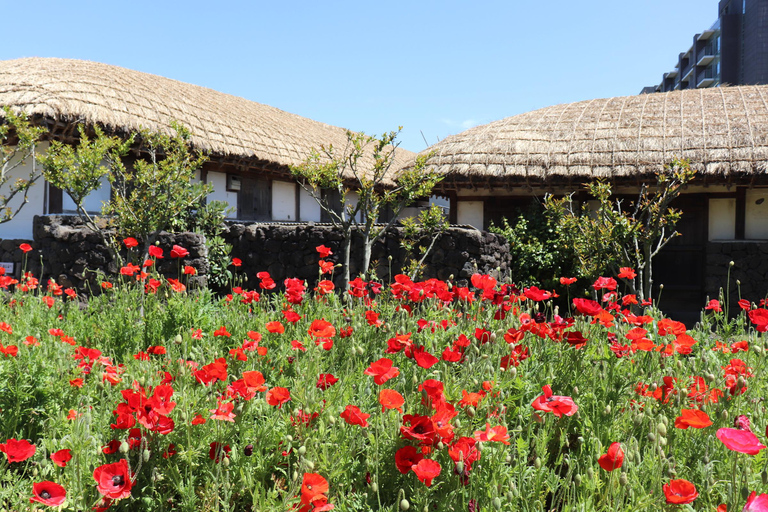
[
  {"x1": 667, "y1": 68, "x2": 678, "y2": 78},
  {"x1": 697, "y1": 67, "x2": 717, "y2": 88},
  {"x1": 697, "y1": 43, "x2": 717, "y2": 66},
  {"x1": 681, "y1": 65, "x2": 694, "y2": 82}
]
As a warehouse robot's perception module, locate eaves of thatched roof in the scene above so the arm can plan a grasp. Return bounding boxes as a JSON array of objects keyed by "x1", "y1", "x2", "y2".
[
  {"x1": 412, "y1": 86, "x2": 768, "y2": 187},
  {"x1": 0, "y1": 57, "x2": 412, "y2": 184}
]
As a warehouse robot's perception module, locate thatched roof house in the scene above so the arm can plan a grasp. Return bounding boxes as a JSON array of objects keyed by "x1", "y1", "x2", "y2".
[
  {"x1": 0, "y1": 57, "x2": 413, "y2": 237},
  {"x1": 411, "y1": 85, "x2": 768, "y2": 319},
  {"x1": 416, "y1": 85, "x2": 768, "y2": 189}
]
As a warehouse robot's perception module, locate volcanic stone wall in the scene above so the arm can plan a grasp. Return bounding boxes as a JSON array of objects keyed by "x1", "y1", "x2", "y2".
[
  {"x1": 0, "y1": 216, "x2": 511, "y2": 293},
  {"x1": 220, "y1": 222, "x2": 511, "y2": 288}
]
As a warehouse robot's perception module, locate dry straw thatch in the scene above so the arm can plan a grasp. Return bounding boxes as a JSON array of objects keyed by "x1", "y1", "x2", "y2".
[
  {"x1": 413, "y1": 86, "x2": 768, "y2": 185},
  {"x1": 0, "y1": 57, "x2": 412, "y2": 182}
]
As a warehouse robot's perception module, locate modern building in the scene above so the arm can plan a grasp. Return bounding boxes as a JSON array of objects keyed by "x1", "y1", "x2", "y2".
[{"x1": 642, "y1": 0, "x2": 768, "y2": 93}]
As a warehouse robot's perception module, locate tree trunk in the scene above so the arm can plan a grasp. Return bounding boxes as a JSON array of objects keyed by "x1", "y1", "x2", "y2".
[{"x1": 341, "y1": 228, "x2": 352, "y2": 291}]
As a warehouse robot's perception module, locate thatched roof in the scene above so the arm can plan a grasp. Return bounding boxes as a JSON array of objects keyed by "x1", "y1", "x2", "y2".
[
  {"x1": 414, "y1": 85, "x2": 768, "y2": 185},
  {"x1": 0, "y1": 57, "x2": 412, "y2": 182}
]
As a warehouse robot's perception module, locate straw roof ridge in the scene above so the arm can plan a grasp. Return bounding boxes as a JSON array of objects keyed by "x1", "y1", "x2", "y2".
[
  {"x1": 0, "y1": 57, "x2": 413, "y2": 181},
  {"x1": 407, "y1": 86, "x2": 768, "y2": 182}
]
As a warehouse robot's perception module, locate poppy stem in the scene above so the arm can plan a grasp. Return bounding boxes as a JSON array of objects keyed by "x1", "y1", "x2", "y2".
[{"x1": 729, "y1": 452, "x2": 739, "y2": 511}]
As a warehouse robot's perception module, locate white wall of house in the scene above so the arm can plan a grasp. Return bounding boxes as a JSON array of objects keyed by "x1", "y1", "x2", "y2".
[
  {"x1": 746, "y1": 189, "x2": 768, "y2": 239},
  {"x1": 709, "y1": 198, "x2": 736, "y2": 240},
  {"x1": 299, "y1": 186, "x2": 322, "y2": 222},
  {"x1": 457, "y1": 201, "x2": 483, "y2": 229},
  {"x1": 272, "y1": 181, "x2": 297, "y2": 221},
  {"x1": 207, "y1": 172, "x2": 238, "y2": 219},
  {"x1": 0, "y1": 143, "x2": 48, "y2": 240},
  {"x1": 62, "y1": 175, "x2": 111, "y2": 214}
]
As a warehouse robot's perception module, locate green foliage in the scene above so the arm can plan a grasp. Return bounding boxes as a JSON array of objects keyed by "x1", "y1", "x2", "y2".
[
  {"x1": 291, "y1": 128, "x2": 441, "y2": 287},
  {"x1": 544, "y1": 159, "x2": 695, "y2": 301},
  {"x1": 0, "y1": 107, "x2": 46, "y2": 223},
  {"x1": 400, "y1": 204, "x2": 448, "y2": 280},
  {"x1": 41, "y1": 122, "x2": 228, "y2": 268},
  {"x1": 490, "y1": 200, "x2": 577, "y2": 288}
]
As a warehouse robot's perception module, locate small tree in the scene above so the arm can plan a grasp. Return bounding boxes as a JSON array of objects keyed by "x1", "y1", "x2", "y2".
[
  {"x1": 40, "y1": 122, "x2": 217, "y2": 263},
  {"x1": 291, "y1": 128, "x2": 440, "y2": 288},
  {"x1": 0, "y1": 107, "x2": 46, "y2": 224},
  {"x1": 544, "y1": 158, "x2": 695, "y2": 302}
]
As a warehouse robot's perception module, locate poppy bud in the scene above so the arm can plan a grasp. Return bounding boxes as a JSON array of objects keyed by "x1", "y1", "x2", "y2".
[
  {"x1": 647, "y1": 432, "x2": 657, "y2": 443},
  {"x1": 666, "y1": 466, "x2": 676, "y2": 477},
  {"x1": 143, "y1": 449, "x2": 151, "y2": 462},
  {"x1": 509, "y1": 367, "x2": 517, "y2": 379},
  {"x1": 659, "y1": 437, "x2": 667, "y2": 447},
  {"x1": 174, "y1": 334, "x2": 182, "y2": 344},
  {"x1": 619, "y1": 472, "x2": 628, "y2": 486},
  {"x1": 285, "y1": 435, "x2": 293, "y2": 443},
  {"x1": 705, "y1": 373, "x2": 716, "y2": 383},
  {"x1": 534, "y1": 457, "x2": 541, "y2": 469},
  {"x1": 574, "y1": 474, "x2": 582, "y2": 486},
  {"x1": 490, "y1": 332, "x2": 497, "y2": 342},
  {"x1": 730, "y1": 260, "x2": 735, "y2": 267},
  {"x1": 676, "y1": 360, "x2": 683, "y2": 370},
  {"x1": 466, "y1": 406, "x2": 476, "y2": 418},
  {"x1": 298, "y1": 445, "x2": 306, "y2": 456},
  {"x1": 603, "y1": 405, "x2": 611, "y2": 416},
  {"x1": 119, "y1": 441, "x2": 130, "y2": 454},
  {"x1": 371, "y1": 482, "x2": 379, "y2": 493},
  {"x1": 505, "y1": 454, "x2": 513, "y2": 464},
  {"x1": 292, "y1": 471, "x2": 299, "y2": 481},
  {"x1": 455, "y1": 461, "x2": 464, "y2": 474},
  {"x1": 454, "y1": 418, "x2": 462, "y2": 428},
  {"x1": 761, "y1": 470, "x2": 767, "y2": 485},
  {"x1": 222, "y1": 457, "x2": 230, "y2": 468},
  {"x1": 657, "y1": 423, "x2": 667, "y2": 437},
  {"x1": 703, "y1": 455, "x2": 710, "y2": 464},
  {"x1": 400, "y1": 499, "x2": 410, "y2": 511},
  {"x1": 626, "y1": 450, "x2": 634, "y2": 462},
  {"x1": 493, "y1": 497, "x2": 502, "y2": 510},
  {"x1": 304, "y1": 460, "x2": 314, "y2": 471},
  {"x1": 506, "y1": 491, "x2": 515, "y2": 500},
  {"x1": 573, "y1": 386, "x2": 579, "y2": 396},
  {"x1": 742, "y1": 486, "x2": 751, "y2": 501},
  {"x1": 244, "y1": 444, "x2": 253, "y2": 456},
  {"x1": 586, "y1": 468, "x2": 594, "y2": 480},
  {"x1": 436, "y1": 442, "x2": 444, "y2": 451},
  {"x1": 736, "y1": 280, "x2": 741, "y2": 286},
  {"x1": 422, "y1": 505, "x2": 429, "y2": 512}
]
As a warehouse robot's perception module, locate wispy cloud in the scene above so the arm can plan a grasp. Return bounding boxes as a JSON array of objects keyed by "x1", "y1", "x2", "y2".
[{"x1": 440, "y1": 118, "x2": 481, "y2": 130}]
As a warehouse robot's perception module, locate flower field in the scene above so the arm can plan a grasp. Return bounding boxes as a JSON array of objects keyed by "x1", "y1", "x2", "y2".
[{"x1": 3, "y1": 244, "x2": 768, "y2": 511}]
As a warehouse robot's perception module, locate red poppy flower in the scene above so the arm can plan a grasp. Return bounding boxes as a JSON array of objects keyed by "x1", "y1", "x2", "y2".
[
  {"x1": 29, "y1": 481, "x2": 66, "y2": 506},
  {"x1": 213, "y1": 326, "x2": 231, "y2": 337},
  {"x1": 618, "y1": 267, "x2": 636, "y2": 279},
  {"x1": 183, "y1": 265, "x2": 197, "y2": 275},
  {"x1": 531, "y1": 385, "x2": 578, "y2": 418},
  {"x1": 597, "y1": 442, "x2": 624, "y2": 471},
  {"x1": 675, "y1": 409, "x2": 712, "y2": 429},
  {"x1": 412, "y1": 346, "x2": 439, "y2": 369},
  {"x1": 364, "y1": 358, "x2": 399, "y2": 385},
  {"x1": 0, "y1": 438, "x2": 36, "y2": 462},
  {"x1": 560, "y1": 277, "x2": 577, "y2": 285},
  {"x1": 705, "y1": 299, "x2": 723, "y2": 312},
  {"x1": 470, "y1": 273, "x2": 496, "y2": 291},
  {"x1": 148, "y1": 245, "x2": 163, "y2": 259},
  {"x1": 749, "y1": 309, "x2": 768, "y2": 332},
  {"x1": 316, "y1": 373, "x2": 339, "y2": 390},
  {"x1": 308, "y1": 319, "x2": 335, "y2": 338},
  {"x1": 266, "y1": 321, "x2": 285, "y2": 334},
  {"x1": 395, "y1": 445, "x2": 423, "y2": 474},
  {"x1": 573, "y1": 298, "x2": 602, "y2": 316},
  {"x1": 93, "y1": 459, "x2": 133, "y2": 499},
  {"x1": 379, "y1": 389, "x2": 404, "y2": 413},
  {"x1": 209, "y1": 442, "x2": 231, "y2": 463},
  {"x1": 231, "y1": 257, "x2": 242, "y2": 267},
  {"x1": 744, "y1": 491, "x2": 768, "y2": 511},
  {"x1": 740, "y1": 299, "x2": 753, "y2": 311},
  {"x1": 301, "y1": 473, "x2": 329, "y2": 505},
  {"x1": 19, "y1": 243, "x2": 32, "y2": 253},
  {"x1": 210, "y1": 400, "x2": 236, "y2": 422},
  {"x1": 266, "y1": 387, "x2": 291, "y2": 408},
  {"x1": 340, "y1": 405, "x2": 369, "y2": 427},
  {"x1": 316, "y1": 245, "x2": 333, "y2": 258},
  {"x1": 319, "y1": 260, "x2": 334, "y2": 274},
  {"x1": 473, "y1": 423, "x2": 510, "y2": 444},
  {"x1": 170, "y1": 245, "x2": 189, "y2": 258},
  {"x1": 412, "y1": 458, "x2": 441, "y2": 487},
  {"x1": 717, "y1": 427, "x2": 766, "y2": 455},
  {"x1": 663, "y1": 479, "x2": 698, "y2": 505},
  {"x1": 592, "y1": 276, "x2": 617, "y2": 291},
  {"x1": 50, "y1": 449, "x2": 72, "y2": 468},
  {"x1": 123, "y1": 237, "x2": 138, "y2": 248},
  {"x1": 191, "y1": 414, "x2": 206, "y2": 425},
  {"x1": 523, "y1": 286, "x2": 552, "y2": 301}
]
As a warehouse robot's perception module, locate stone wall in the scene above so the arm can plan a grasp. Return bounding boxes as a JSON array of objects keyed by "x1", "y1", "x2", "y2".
[
  {"x1": 706, "y1": 241, "x2": 768, "y2": 306},
  {"x1": 221, "y1": 222, "x2": 511, "y2": 289},
  {"x1": 0, "y1": 216, "x2": 512, "y2": 292},
  {"x1": 13, "y1": 216, "x2": 209, "y2": 291}
]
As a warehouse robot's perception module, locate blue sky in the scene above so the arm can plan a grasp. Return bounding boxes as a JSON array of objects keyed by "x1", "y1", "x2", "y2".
[{"x1": 2, "y1": 1, "x2": 717, "y2": 152}]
